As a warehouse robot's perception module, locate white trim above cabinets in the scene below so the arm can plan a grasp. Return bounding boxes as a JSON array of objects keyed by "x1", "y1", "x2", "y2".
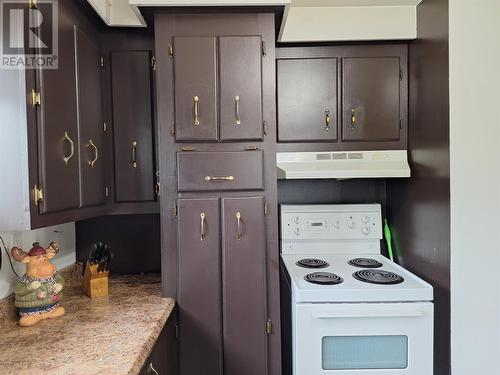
[
  {"x1": 87, "y1": 0, "x2": 147, "y2": 27},
  {"x1": 279, "y1": 0, "x2": 422, "y2": 42}
]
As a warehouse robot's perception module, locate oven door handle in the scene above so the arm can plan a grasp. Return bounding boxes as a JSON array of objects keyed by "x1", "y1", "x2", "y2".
[{"x1": 312, "y1": 310, "x2": 425, "y2": 319}]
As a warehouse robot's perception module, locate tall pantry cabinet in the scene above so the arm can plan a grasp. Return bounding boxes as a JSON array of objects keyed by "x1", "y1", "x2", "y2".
[{"x1": 155, "y1": 13, "x2": 281, "y2": 375}]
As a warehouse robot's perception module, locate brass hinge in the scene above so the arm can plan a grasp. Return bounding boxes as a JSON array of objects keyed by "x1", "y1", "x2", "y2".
[
  {"x1": 103, "y1": 122, "x2": 108, "y2": 132},
  {"x1": 175, "y1": 324, "x2": 179, "y2": 339},
  {"x1": 168, "y1": 44, "x2": 174, "y2": 57},
  {"x1": 399, "y1": 68, "x2": 403, "y2": 80},
  {"x1": 400, "y1": 119, "x2": 403, "y2": 129},
  {"x1": 172, "y1": 205, "x2": 178, "y2": 218},
  {"x1": 29, "y1": 0, "x2": 37, "y2": 9},
  {"x1": 171, "y1": 123, "x2": 175, "y2": 135},
  {"x1": 31, "y1": 89, "x2": 41, "y2": 107},
  {"x1": 181, "y1": 146, "x2": 195, "y2": 152},
  {"x1": 33, "y1": 185, "x2": 43, "y2": 206},
  {"x1": 264, "y1": 201, "x2": 270, "y2": 216},
  {"x1": 244, "y1": 145, "x2": 259, "y2": 151},
  {"x1": 151, "y1": 56, "x2": 156, "y2": 71},
  {"x1": 155, "y1": 182, "x2": 160, "y2": 196},
  {"x1": 263, "y1": 120, "x2": 268, "y2": 136},
  {"x1": 266, "y1": 319, "x2": 272, "y2": 334},
  {"x1": 100, "y1": 56, "x2": 104, "y2": 67},
  {"x1": 261, "y1": 41, "x2": 267, "y2": 57},
  {"x1": 105, "y1": 187, "x2": 109, "y2": 197}
]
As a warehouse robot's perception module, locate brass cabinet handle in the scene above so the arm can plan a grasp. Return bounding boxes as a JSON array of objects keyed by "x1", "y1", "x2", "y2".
[
  {"x1": 131, "y1": 141, "x2": 138, "y2": 168},
  {"x1": 63, "y1": 131, "x2": 75, "y2": 164},
  {"x1": 350, "y1": 109, "x2": 357, "y2": 129},
  {"x1": 88, "y1": 139, "x2": 98, "y2": 168},
  {"x1": 236, "y1": 211, "x2": 242, "y2": 240},
  {"x1": 325, "y1": 110, "x2": 331, "y2": 131},
  {"x1": 193, "y1": 95, "x2": 200, "y2": 126},
  {"x1": 235, "y1": 95, "x2": 241, "y2": 125},
  {"x1": 200, "y1": 212, "x2": 206, "y2": 241},
  {"x1": 149, "y1": 363, "x2": 159, "y2": 375},
  {"x1": 204, "y1": 175, "x2": 234, "y2": 182}
]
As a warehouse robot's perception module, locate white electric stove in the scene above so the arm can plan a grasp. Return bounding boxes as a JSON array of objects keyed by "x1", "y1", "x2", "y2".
[{"x1": 280, "y1": 204, "x2": 434, "y2": 375}]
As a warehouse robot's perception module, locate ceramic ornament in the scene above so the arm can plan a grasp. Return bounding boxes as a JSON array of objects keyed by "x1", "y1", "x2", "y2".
[{"x1": 11, "y1": 242, "x2": 65, "y2": 327}]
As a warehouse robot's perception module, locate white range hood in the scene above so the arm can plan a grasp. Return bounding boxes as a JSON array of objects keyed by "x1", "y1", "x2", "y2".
[{"x1": 277, "y1": 150, "x2": 410, "y2": 179}]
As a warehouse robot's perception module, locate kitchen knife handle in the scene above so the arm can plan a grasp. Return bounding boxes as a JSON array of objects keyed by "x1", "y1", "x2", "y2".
[
  {"x1": 236, "y1": 211, "x2": 242, "y2": 240},
  {"x1": 200, "y1": 212, "x2": 206, "y2": 241}
]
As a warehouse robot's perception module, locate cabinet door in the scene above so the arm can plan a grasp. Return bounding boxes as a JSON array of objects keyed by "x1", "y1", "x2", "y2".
[
  {"x1": 278, "y1": 58, "x2": 338, "y2": 142},
  {"x1": 75, "y1": 27, "x2": 104, "y2": 207},
  {"x1": 36, "y1": 10, "x2": 79, "y2": 214},
  {"x1": 174, "y1": 37, "x2": 218, "y2": 141},
  {"x1": 219, "y1": 36, "x2": 263, "y2": 141},
  {"x1": 342, "y1": 57, "x2": 401, "y2": 142},
  {"x1": 222, "y1": 196, "x2": 267, "y2": 375},
  {"x1": 111, "y1": 51, "x2": 155, "y2": 202},
  {"x1": 178, "y1": 198, "x2": 222, "y2": 375}
]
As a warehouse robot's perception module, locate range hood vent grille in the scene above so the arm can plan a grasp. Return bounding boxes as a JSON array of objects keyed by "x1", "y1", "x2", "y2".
[{"x1": 277, "y1": 150, "x2": 410, "y2": 180}]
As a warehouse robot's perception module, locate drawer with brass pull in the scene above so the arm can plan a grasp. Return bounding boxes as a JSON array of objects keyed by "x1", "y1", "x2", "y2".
[{"x1": 177, "y1": 151, "x2": 264, "y2": 192}]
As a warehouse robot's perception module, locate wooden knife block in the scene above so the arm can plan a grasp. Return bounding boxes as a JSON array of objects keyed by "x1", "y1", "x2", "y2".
[{"x1": 83, "y1": 263, "x2": 109, "y2": 298}]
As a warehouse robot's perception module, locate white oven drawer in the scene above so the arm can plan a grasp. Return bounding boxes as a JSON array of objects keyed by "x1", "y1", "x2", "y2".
[{"x1": 293, "y1": 302, "x2": 433, "y2": 375}]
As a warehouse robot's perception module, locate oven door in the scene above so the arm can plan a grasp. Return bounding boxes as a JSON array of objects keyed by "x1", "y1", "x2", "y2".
[{"x1": 293, "y1": 302, "x2": 433, "y2": 375}]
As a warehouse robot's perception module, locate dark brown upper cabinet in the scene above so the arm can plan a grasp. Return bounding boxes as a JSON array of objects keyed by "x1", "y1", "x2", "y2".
[
  {"x1": 276, "y1": 45, "x2": 408, "y2": 151},
  {"x1": 219, "y1": 36, "x2": 263, "y2": 141},
  {"x1": 111, "y1": 50, "x2": 156, "y2": 203},
  {"x1": 75, "y1": 26, "x2": 105, "y2": 208},
  {"x1": 35, "y1": 9, "x2": 80, "y2": 214},
  {"x1": 342, "y1": 57, "x2": 401, "y2": 142},
  {"x1": 177, "y1": 198, "x2": 222, "y2": 375},
  {"x1": 172, "y1": 35, "x2": 263, "y2": 142},
  {"x1": 173, "y1": 36, "x2": 218, "y2": 141},
  {"x1": 277, "y1": 58, "x2": 338, "y2": 142}
]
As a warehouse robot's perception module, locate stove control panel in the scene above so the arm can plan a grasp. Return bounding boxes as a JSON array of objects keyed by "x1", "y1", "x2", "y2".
[{"x1": 281, "y1": 204, "x2": 382, "y2": 241}]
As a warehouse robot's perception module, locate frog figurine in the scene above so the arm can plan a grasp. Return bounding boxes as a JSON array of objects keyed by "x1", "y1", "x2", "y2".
[{"x1": 11, "y1": 242, "x2": 65, "y2": 327}]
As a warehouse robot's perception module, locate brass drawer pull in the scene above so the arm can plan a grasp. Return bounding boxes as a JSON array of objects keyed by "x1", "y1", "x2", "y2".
[
  {"x1": 204, "y1": 175, "x2": 234, "y2": 182},
  {"x1": 325, "y1": 110, "x2": 331, "y2": 131},
  {"x1": 193, "y1": 95, "x2": 200, "y2": 126},
  {"x1": 236, "y1": 211, "x2": 242, "y2": 240},
  {"x1": 149, "y1": 363, "x2": 159, "y2": 375},
  {"x1": 200, "y1": 212, "x2": 206, "y2": 241},
  {"x1": 131, "y1": 141, "x2": 138, "y2": 168},
  {"x1": 63, "y1": 131, "x2": 75, "y2": 164},
  {"x1": 235, "y1": 95, "x2": 241, "y2": 125},
  {"x1": 350, "y1": 109, "x2": 357, "y2": 129},
  {"x1": 88, "y1": 139, "x2": 98, "y2": 168}
]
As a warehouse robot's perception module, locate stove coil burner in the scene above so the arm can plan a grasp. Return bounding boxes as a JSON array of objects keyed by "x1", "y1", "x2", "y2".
[
  {"x1": 304, "y1": 272, "x2": 343, "y2": 285},
  {"x1": 348, "y1": 258, "x2": 383, "y2": 268},
  {"x1": 353, "y1": 270, "x2": 404, "y2": 285},
  {"x1": 296, "y1": 258, "x2": 329, "y2": 269}
]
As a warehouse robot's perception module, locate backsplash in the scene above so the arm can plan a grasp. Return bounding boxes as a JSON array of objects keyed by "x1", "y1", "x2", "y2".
[{"x1": 0, "y1": 222, "x2": 76, "y2": 299}]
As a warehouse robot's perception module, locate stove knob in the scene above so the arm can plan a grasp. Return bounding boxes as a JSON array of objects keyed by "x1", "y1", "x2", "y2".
[
  {"x1": 294, "y1": 228, "x2": 300, "y2": 236},
  {"x1": 362, "y1": 215, "x2": 370, "y2": 224},
  {"x1": 294, "y1": 216, "x2": 300, "y2": 224},
  {"x1": 348, "y1": 218, "x2": 356, "y2": 229},
  {"x1": 362, "y1": 227, "x2": 371, "y2": 235}
]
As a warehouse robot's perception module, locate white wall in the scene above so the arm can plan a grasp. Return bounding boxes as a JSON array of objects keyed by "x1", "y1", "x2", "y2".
[
  {"x1": 450, "y1": 1, "x2": 500, "y2": 374},
  {"x1": 0, "y1": 223, "x2": 76, "y2": 300}
]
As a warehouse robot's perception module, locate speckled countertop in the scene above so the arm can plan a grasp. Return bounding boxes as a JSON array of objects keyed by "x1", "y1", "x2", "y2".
[{"x1": 0, "y1": 265, "x2": 175, "y2": 375}]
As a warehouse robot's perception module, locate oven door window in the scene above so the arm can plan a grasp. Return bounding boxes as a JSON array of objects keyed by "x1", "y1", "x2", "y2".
[{"x1": 322, "y1": 335, "x2": 408, "y2": 370}]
